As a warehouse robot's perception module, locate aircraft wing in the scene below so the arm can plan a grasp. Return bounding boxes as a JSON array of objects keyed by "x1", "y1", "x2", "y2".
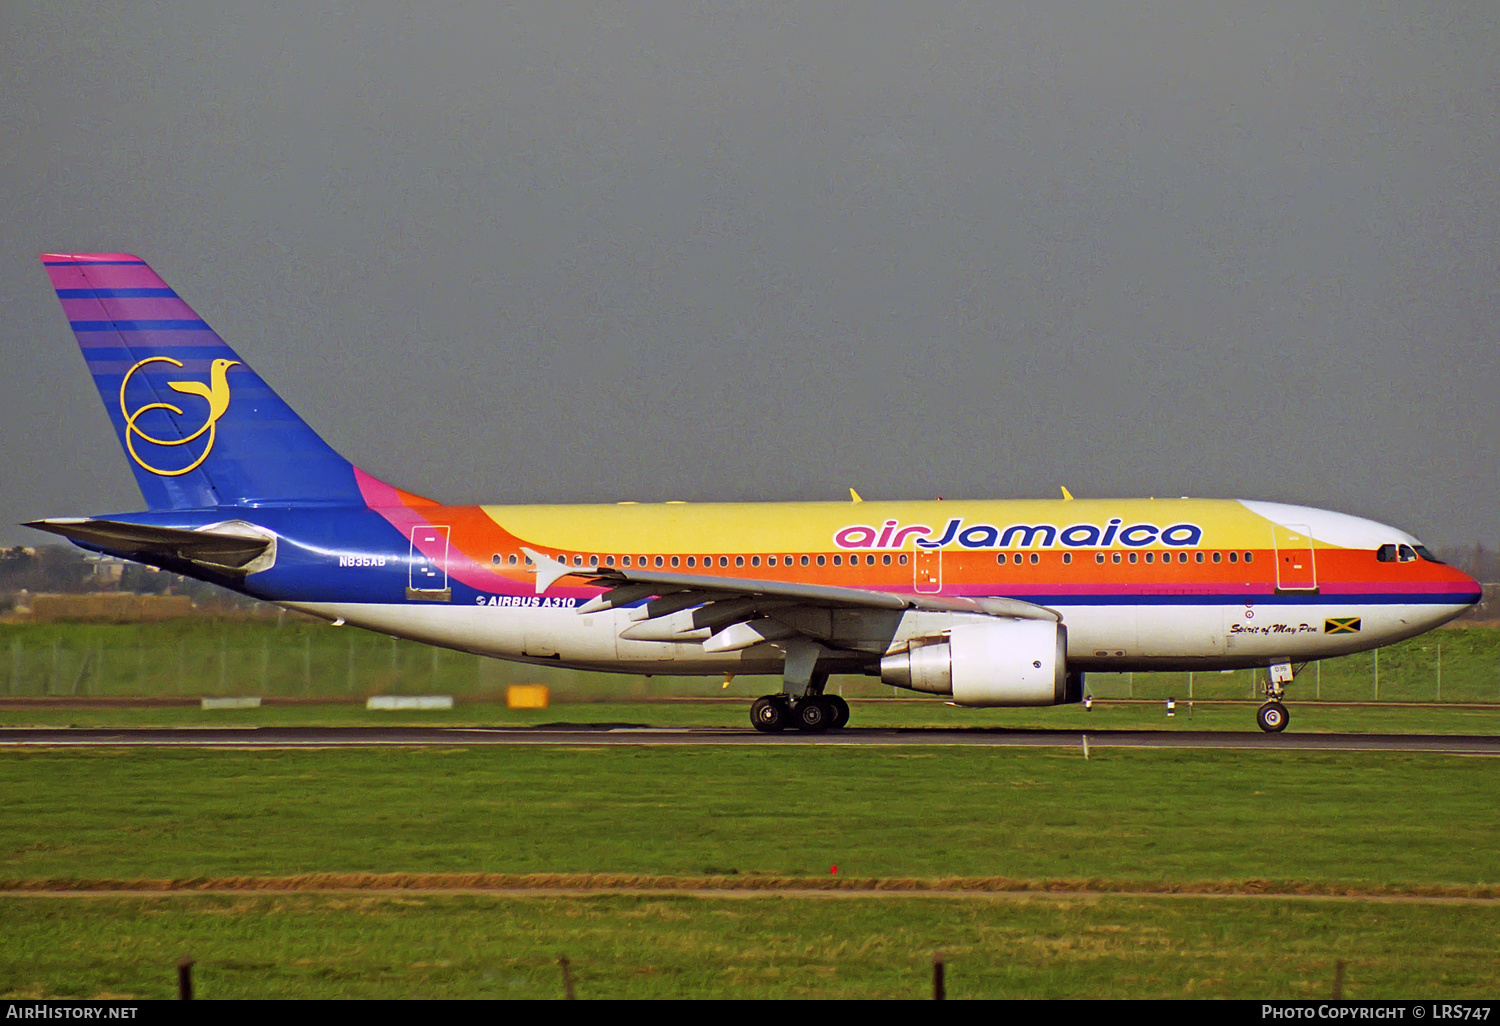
[
  {"x1": 25, "y1": 518, "x2": 276, "y2": 574},
  {"x1": 521, "y1": 547, "x2": 1058, "y2": 655}
]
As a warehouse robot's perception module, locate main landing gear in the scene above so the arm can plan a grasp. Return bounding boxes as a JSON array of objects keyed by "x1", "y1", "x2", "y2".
[
  {"x1": 1255, "y1": 662, "x2": 1296, "y2": 733},
  {"x1": 750, "y1": 639, "x2": 850, "y2": 734},
  {"x1": 750, "y1": 692, "x2": 850, "y2": 734}
]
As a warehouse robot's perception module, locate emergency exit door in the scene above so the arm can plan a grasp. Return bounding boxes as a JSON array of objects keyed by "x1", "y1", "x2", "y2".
[
  {"x1": 1272, "y1": 523, "x2": 1317, "y2": 592},
  {"x1": 407, "y1": 524, "x2": 452, "y2": 601},
  {"x1": 913, "y1": 541, "x2": 942, "y2": 593}
]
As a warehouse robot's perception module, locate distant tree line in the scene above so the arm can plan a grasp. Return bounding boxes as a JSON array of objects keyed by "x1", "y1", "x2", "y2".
[{"x1": 0, "y1": 546, "x2": 259, "y2": 613}]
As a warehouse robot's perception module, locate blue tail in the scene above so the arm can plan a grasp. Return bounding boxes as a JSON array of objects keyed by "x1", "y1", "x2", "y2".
[{"x1": 42, "y1": 253, "x2": 364, "y2": 510}]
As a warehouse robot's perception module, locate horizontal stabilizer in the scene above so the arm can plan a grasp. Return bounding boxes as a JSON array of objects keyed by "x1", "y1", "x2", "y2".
[{"x1": 25, "y1": 518, "x2": 275, "y2": 574}]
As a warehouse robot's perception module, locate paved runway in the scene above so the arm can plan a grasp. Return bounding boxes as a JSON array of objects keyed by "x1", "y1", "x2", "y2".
[{"x1": 0, "y1": 725, "x2": 1495, "y2": 753}]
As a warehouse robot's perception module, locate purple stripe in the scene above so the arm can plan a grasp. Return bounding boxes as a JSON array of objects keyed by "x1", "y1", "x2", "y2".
[{"x1": 61, "y1": 298, "x2": 198, "y2": 321}]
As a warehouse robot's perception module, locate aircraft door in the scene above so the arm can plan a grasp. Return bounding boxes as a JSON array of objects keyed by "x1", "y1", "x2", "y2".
[
  {"x1": 408, "y1": 524, "x2": 452, "y2": 600},
  {"x1": 913, "y1": 541, "x2": 942, "y2": 593},
  {"x1": 1272, "y1": 524, "x2": 1317, "y2": 592}
]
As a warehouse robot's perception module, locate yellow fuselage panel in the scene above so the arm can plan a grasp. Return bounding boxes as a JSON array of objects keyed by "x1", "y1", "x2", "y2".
[{"x1": 477, "y1": 498, "x2": 1285, "y2": 553}]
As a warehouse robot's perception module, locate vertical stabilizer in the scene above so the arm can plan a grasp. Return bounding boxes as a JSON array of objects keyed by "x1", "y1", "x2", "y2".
[{"x1": 42, "y1": 253, "x2": 368, "y2": 510}]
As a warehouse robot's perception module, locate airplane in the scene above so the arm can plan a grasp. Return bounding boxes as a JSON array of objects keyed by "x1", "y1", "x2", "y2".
[{"x1": 26, "y1": 253, "x2": 1484, "y2": 733}]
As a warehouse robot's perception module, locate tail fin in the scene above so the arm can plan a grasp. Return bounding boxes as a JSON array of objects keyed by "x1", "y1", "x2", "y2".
[{"x1": 41, "y1": 253, "x2": 368, "y2": 510}]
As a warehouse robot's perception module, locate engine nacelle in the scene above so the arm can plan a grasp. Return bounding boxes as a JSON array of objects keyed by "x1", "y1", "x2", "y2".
[{"x1": 879, "y1": 620, "x2": 1075, "y2": 707}]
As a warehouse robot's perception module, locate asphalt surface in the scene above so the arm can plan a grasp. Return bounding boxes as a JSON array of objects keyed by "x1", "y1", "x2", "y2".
[{"x1": 0, "y1": 725, "x2": 1496, "y2": 753}]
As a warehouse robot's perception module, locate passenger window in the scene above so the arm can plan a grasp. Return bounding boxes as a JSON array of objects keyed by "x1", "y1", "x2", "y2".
[
  {"x1": 1128, "y1": 552, "x2": 1137, "y2": 564},
  {"x1": 735, "y1": 556, "x2": 745, "y2": 567},
  {"x1": 867, "y1": 554, "x2": 876, "y2": 566},
  {"x1": 590, "y1": 555, "x2": 600, "y2": 566},
  {"x1": 801, "y1": 555, "x2": 810, "y2": 567},
  {"x1": 686, "y1": 556, "x2": 695, "y2": 568},
  {"x1": 883, "y1": 554, "x2": 892, "y2": 566},
  {"x1": 1029, "y1": 553, "x2": 1039, "y2": 565},
  {"x1": 767, "y1": 556, "x2": 777, "y2": 567},
  {"x1": 1112, "y1": 552, "x2": 1122, "y2": 564},
  {"x1": 898, "y1": 554, "x2": 908, "y2": 565},
  {"x1": 1229, "y1": 552, "x2": 1238, "y2": 563},
  {"x1": 670, "y1": 556, "x2": 679, "y2": 568},
  {"x1": 1096, "y1": 553, "x2": 1105, "y2": 564},
  {"x1": 833, "y1": 555, "x2": 842, "y2": 566},
  {"x1": 1144, "y1": 552, "x2": 1154, "y2": 564},
  {"x1": 574, "y1": 555, "x2": 584, "y2": 566},
  {"x1": 751, "y1": 556, "x2": 760, "y2": 567},
  {"x1": 654, "y1": 556, "x2": 664, "y2": 568},
  {"x1": 1013, "y1": 553, "x2": 1023, "y2": 565},
  {"x1": 1063, "y1": 553, "x2": 1072, "y2": 565},
  {"x1": 817, "y1": 555, "x2": 826, "y2": 566},
  {"x1": 510, "y1": 554, "x2": 519, "y2": 566},
  {"x1": 1195, "y1": 552, "x2": 1204, "y2": 563},
  {"x1": 720, "y1": 556, "x2": 729, "y2": 568},
  {"x1": 996, "y1": 554, "x2": 1005, "y2": 565},
  {"x1": 1244, "y1": 552, "x2": 1253, "y2": 563},
  {"x1": 1212, "y1": 552, "x2": 1221, "y2": 563}
]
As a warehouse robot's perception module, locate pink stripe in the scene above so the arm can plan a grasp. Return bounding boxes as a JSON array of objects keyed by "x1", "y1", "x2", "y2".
[
  {"x1": 354, "y1": 467, "x2": 405, "y2": 509},
  {"x1": 45, "y1": 265, "x2": 96, "y2": 289},
  {"x1": 65, "y1": 265, "x2": 169, "y2": 289},
  {"x1": 41, "y1": 252, "x2": 144, "y2": 262}
]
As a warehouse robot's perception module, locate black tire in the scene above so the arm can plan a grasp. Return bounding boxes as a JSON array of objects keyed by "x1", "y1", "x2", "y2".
[
  {"x1": 750, "y1": 696, "x2": 788, "y2": 733},
  {"x1": 794, "y1": 697, "x2": 832, "y2": 733},
  {"x1": 1256, "y1": 701, "x2": 1289, "y2": 733},
  {"x1": 826, "y1": 694, "x2": 850, "y2": 730}
]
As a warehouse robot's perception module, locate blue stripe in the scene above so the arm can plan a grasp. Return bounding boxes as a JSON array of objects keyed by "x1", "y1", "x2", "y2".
[
  {"x1": 43, "y1": 259, "x2": 147, "y2": 266},
  {"x1": 56, "y1": 288, "x2": 177, "y2": 299},
  {"x1": 69, "y1": 319, "x2": 211, "y2": 332}
]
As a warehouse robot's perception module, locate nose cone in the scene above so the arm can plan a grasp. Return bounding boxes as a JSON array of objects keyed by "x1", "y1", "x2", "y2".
[{"x1": 1454, "y1": 567, "x2": 1485, "y2": 608}]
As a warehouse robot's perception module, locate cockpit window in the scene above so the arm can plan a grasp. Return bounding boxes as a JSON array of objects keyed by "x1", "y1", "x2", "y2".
[
  {"x1": 1398, "y1": 544, "x2": 1417, "y2": 562},
  {"x1": 1376, "y1": 544, "x2": 1397, "y2": 563},
  {"x1": 1414, "y1": 545, "x2": 1445, "y2": 564}
]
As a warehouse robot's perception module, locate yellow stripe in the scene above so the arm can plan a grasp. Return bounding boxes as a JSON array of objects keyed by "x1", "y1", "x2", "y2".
[{"x1": 477, "y1": 498, "x2": 1300, "y2": 552}]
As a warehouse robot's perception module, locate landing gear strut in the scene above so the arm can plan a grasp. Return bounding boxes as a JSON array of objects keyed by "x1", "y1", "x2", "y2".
[{"x1": 1255, "y1": 662, "x2": 1295, "y2": 733}]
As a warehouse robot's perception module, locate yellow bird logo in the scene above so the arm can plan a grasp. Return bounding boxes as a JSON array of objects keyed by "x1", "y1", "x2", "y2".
[{"x1": 119, "y1": 357, "x2": 240, "y2": 476}]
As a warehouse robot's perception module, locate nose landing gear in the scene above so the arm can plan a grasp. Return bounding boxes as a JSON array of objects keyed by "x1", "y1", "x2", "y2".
[{"x1": 1256, "y1": 661, "x2": 1297, "y2": 733}]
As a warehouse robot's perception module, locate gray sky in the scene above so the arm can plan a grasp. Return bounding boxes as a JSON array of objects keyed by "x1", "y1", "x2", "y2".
[{"x1": 2, "y1": 2, "x2": 1496, "y2": 550}]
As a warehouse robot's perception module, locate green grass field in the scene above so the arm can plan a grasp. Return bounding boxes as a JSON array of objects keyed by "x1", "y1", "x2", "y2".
[
  {"x1": 2, "y1": 744, "x2": 1499, "y2": 998},
  {"x1": 3, "y1": 620, "x2": 1497, "y2": 999},
  {"x1": 7, "y1": 892, "x2": 1499, "y2": 1000}
]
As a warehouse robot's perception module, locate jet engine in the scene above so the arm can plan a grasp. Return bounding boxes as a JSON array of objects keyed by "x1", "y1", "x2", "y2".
[{"x1": 879, "y1": 619, "x2": 1079, "y2": 706}]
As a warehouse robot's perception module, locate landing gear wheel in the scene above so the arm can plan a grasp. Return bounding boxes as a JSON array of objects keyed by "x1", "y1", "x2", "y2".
[
  {"x1": 750, "y1": 696, "x2": 789, "y2": 733},
  {"x1": 1257, "y1": 701, "x2": 1289, "y2": 733},
  {"x1": 826, "y1": 694, "x2": 850, "y2": 730},
  {"x1": 794, "y1": 697, "x2": 833, "y2": 733}
]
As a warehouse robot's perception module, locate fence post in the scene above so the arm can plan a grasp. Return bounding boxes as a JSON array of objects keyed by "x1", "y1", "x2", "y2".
[
  {"x1": 1374, "y1": 648, "x2": 1379, "y2": 700},
  {"x1": 933, "y1": 952, "x2": 946, "y2": 1000},
  {"x1": 177, "y1": 957, "x2": 194, "y2": 1000},
  {"x1": 1436, "y1": 643, "x2": 1441, "y2": 702}
]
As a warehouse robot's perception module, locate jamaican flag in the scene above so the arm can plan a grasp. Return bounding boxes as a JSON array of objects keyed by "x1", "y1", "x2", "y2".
[{"x1": 1324, "y1": 617, "x2": 1361, "y2": 634}]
